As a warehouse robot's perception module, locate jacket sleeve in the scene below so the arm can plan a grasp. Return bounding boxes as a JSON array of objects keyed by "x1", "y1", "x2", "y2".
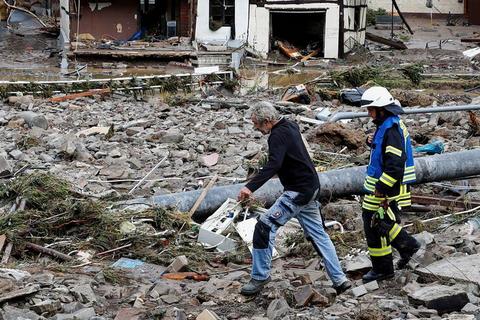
[
  {"x1": 375, "y1": 126, "x2": 406, "y2": 195},
  {"x1": 245, "y1": 130, "x2": 287, "y2": 193}
]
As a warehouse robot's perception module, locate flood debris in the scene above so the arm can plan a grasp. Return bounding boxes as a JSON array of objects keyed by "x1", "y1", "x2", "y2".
[{"x1": 0, "y1": 10, "x2": 479, "y2": 319}]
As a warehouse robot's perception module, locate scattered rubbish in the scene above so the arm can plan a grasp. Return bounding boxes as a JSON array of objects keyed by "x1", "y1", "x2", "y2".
[
  {"x1": 165, "y1": 255, "x2": 189, "y2": 273},
  {"x1": 197, "y1": 199, "x2": 240, "y2": 252},
  {"x1": 162, "y1": 272, "x2": 209, "y2": 281},
  {"x1": 414, "y1": 140, "x2": 445, "y2": 154},
  {"x1": 463, "y1": 47, "x2": 480, "y2": 59},
  {"x1": 276, "y1": 41, "x2": 303, "y2": 60},
  {"x1": 340, "y1": 88, "x2": 366, "y2": 107},
  {"x1": 49, "y1": 89, "x2": 111, "y2": 103},
  {"x1": 281, "y1": 84, "x2": 312, "y2": 104}
]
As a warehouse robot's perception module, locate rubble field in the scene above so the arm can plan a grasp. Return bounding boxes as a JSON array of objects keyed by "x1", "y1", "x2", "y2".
[{"x1": 0, "y1": 30, "x2": 480, "y2": 319}]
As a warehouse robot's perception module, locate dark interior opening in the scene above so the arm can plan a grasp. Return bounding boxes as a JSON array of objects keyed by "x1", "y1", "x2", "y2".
[{"x1": 271, "y1": 11, "x2": 325, "y2": 53}]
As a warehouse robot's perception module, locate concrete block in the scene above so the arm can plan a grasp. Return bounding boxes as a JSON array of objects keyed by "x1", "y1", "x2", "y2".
[
  {"x1": 352, "y1": 285, "x2": 368, "y2": 297},
  {"x1": 196, "y1": 309, "x2": 221, "y2": 320},
  {"x1": 364, "y1": 280, "x2": 379, "y2": 292},
  {"x1": 408, "y1": 284, "x2": 469, "y2": 315},
  {"x1": 166, "y1": 255, "x2": 189, "y2": 273}
]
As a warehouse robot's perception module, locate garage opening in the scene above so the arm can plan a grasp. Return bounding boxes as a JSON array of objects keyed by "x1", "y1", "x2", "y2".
[{"x1": 271, "y1": 11, "x2": 326, "y2": 57}]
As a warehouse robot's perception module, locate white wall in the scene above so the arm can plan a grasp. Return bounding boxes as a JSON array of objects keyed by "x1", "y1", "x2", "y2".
[
  {"x1": 195, "y1": 0, "x2": 249, "y2": 43},
  {"x1": 248, "y1": 3, "x2": 340, "y2": 59},
  {"x1": 247, "y1": 5, "x2": 270, "y2": 56},
  {"x1": 368, "y1": 0, "x2": 464, "y2": 14}
]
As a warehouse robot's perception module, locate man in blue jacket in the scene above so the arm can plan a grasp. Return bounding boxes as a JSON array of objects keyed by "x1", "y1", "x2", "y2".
[
  {"x1": 360, "y1": 87, "x2": 420, "y2": 283},
  {"x1": 238, "y1": 101, "x2": 351, "y2": 296}
]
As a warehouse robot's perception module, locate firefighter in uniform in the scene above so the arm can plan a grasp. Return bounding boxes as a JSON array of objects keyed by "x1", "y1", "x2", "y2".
[{"x1": 360, "y1": 87, "x2": 421, "y2": 283}]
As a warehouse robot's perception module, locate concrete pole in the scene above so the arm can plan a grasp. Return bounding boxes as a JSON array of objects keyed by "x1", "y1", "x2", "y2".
[
  {"x1": 59, "y1": 0, "x2": 70, "y2": 45},
  {"x1": 124, "y1": 149, "x2": 480, "y2": 221}
]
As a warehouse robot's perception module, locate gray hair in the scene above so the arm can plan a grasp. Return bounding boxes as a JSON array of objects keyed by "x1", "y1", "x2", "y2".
[{"x1": 250, "y1": 101, "x2": 280, "y2": 123}]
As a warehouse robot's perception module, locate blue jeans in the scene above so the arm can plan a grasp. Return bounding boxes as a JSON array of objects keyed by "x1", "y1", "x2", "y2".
[{"x1": 251, "y1": 191, "x2": 347, "y2": 286}]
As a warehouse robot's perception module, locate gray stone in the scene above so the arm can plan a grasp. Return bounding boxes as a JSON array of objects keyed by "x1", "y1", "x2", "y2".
[
  {"x1": 0, "y1": 305, "x2": 41, "y2": 320},
  {"x1": 324, "y1": 304, "x2": 351, "y2": 316},
  {"x1": 446, "y1": 314, "x2": 476, "y2": 320},
  {"x1": 377, "y1": 299, "x2": 405, "y2": 311},
  {"x1": 462, "y1": 303, "x2": 480, "y2": 314},
  {"x1": 364, "y1": 280, "x2": 379, "y2": 292},
  {"x1": 62, "y1": 302, "x2": 86, "y2": 313},
  {"x1": 160, "y1": 129, "x2": 184, "y2": 143},
  {"x1": 414, "y1": 231, "x2": 435, "y2": 246},
  {"x1": 0, "y1": 154, "x2": 11, "y2": 176},
  {"x1": 417, "y1": 254, "x2": 480, "y2": 286},
  {"x1": 52, "y1": 307, "x2": 96, "y2": 320},
  {"x1": 31, "y1": 299, "x2": 61, "y2": 314},
  {"x1": 408, "y1": 284, "x2": 469, "y2": 315},
  {"x1": 9, "y1": 149, "x2": 24, "y2": 160},
  {"x1": 345, "y1": 254, "x2": 372, "y2": 273},
  {"x1": 267, "y1": 298, "x2": 290, "y2": 320},
  {"x1": 19, "y1": 111, "x2": 48, "y2": 130},
  {"x1": 70, "y1": 284, "x2": 97, "y2": 303},
  {"x1": 227, "y1": 127, "x2": 242, "y2": 134},
  {"x1": 161, "y1": 294, "x2": 181, "y2": 304},
  {"x1": 352, "y1": 285, "x2": 368, "y2": 297},
  {"x1": 125, "y1": 127, "x2": 143, "y2": 136}
]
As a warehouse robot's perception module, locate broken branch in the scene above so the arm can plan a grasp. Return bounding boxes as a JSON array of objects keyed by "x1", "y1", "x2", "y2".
[{"x1": 25, "y1": 242, "x2": 74, "y2": 261}]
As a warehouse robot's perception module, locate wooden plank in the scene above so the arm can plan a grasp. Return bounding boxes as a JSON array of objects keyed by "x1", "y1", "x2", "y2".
[
  {"x1": 48, "y1": 88, "x2": 111, "y2": 103},
  {"x1": 189, "y1": 175, "x2": 219, "y2": 217},
  {"x1": 1, "y1": 243, "x2": 12, "y2": 264},
  {"x1": 0, "y1": 235, "x2": 6, "y2": 253},
  {"x1": 366, "y1": 32, "x2": 407, "y2": 50}
]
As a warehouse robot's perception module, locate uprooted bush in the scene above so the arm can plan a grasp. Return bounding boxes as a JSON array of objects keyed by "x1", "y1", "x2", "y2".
[{"x1": 0, "y1": 172, "x2": 212, "y2": 267}]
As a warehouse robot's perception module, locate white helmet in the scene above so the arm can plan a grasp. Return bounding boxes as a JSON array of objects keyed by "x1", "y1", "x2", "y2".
[{"x1": 361, "y1": 86, "x2": 397, "y2": 108}]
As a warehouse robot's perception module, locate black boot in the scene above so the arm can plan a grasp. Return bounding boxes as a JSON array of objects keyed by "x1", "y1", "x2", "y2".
[
  {"x1": 333, "y1": 280, "x2": 352, "y2": 295},
  {"x1": 240, "y1": 277, "x2": 271, "y2": 296},
  {"x1": 397, "y1": 241, "x2": 421, "y2": 270},
  {"x1": 362, "y1": 269, "x2": 394, "y2": 283}
]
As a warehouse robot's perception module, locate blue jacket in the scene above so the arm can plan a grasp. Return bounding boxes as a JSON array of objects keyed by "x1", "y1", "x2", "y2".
[{"x1": 364, "y1": 115, "x2": 416, "y2": 194}]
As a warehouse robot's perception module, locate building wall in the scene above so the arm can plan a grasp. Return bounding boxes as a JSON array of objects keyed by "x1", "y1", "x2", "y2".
[
  {"x1": 195, "y1": 0, "x2": 249, "y2": 42},
  {"x1": 248, "y1": 2, "x2": 340, "y2": 59},
  {"x1": 367, "y1": 0, "x2": 464, "y2": 14},
  {"x1": 71, "y1": 0, "x2": 139, "y2": 41}
]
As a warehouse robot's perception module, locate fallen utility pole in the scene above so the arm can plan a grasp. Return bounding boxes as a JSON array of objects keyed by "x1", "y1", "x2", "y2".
[
  {"x1": 316, "y1": 104, "x2": 480, "y2": 122},
  {"x1": 124, "y1": 149, "x2": 480, "y2": 220}
]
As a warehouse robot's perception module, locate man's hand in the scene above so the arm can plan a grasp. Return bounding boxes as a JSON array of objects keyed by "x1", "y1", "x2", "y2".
[
  {"x1": 238, "y1": 187, "x2": 253, "y2": 202},
  {"x1": 367, "y1": 134, "x2": 374, "y2": 145}
]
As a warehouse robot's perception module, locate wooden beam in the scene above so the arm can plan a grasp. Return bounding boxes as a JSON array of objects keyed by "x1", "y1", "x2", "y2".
[{"x1": 366, "y1": 32, "x2": 407, "y2": 50}]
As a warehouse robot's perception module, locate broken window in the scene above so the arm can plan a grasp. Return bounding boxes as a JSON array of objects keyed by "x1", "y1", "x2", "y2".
[{"x1": 209, "y1": 0, "x2": 234, "y2": 31}]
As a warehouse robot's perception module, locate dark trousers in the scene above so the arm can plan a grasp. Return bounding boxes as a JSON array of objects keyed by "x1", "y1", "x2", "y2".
[{"x1": 362, "y1": 200, "x2": 419, "y2": 274}]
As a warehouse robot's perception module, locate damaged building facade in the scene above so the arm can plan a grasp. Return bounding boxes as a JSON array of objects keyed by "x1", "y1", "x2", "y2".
[
  {"x1": 246, "y1": 0, "x2": 367, "y2": 59},
  {"x1": 59, "y1": 0, "x2": 367, "y2": 59},
  {"x1": 67, "y1": 0, "x2": 192, "y2": 41}
]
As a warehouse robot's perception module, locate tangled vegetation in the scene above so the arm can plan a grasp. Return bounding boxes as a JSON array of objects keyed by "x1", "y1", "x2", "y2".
[{"x1": 0, "y1": 172, "x2": 213, "y2": 267}]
